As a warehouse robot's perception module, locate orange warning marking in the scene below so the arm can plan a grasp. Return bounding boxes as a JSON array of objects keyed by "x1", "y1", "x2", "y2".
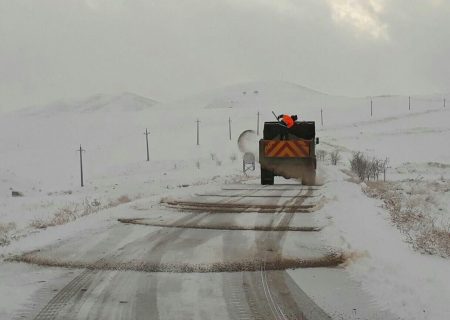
[{"x1": 264, "y1": 140, "x2": 310, "y2": 158}]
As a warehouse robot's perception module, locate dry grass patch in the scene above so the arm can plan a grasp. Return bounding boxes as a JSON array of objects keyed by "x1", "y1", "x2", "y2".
[
  {"x1": 29, "y1": 195, "x2": 136, "y2": 230},
  {"x1": 116, "y1": 195, "x2": 131, "y2": 204},
  {"x1": 0, "y1": 222, "x2": 17, "y2": 246},
  {"x1": 364, "y1": 180, "x2": 450, "y2": 258}
]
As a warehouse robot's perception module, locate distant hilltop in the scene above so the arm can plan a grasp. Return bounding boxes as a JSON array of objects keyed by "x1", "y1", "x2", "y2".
[
  {"x1": 12, "y1": 80, "x2": 449, "y2": 116},
  {"x1": 19, "y1": 92, "x2": 159, "y2": 116}
]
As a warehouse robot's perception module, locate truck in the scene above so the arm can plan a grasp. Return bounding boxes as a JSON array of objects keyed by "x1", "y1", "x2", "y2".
[{"x1": 259, "y1": 120, "x2": 319, "y2": 185}]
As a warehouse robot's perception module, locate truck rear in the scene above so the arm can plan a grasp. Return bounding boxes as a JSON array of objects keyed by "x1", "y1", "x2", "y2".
[{"x1": 259, "y1": 121, "x2": 318, "y2": 185}]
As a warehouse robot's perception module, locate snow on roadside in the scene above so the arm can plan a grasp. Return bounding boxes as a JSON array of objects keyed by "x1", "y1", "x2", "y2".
[
  {"x1": 318, "y1": 105, "x2": 450, "y2": 255},
  {"x1": 318, "y1": 165, "x2": 450, "y2": 320},
  {"x1": 315, "y1": 105, "x2": 450, "y2": 319},
  {"x1": 364, "y1": 178, "x2": 450, "y2": 258}
]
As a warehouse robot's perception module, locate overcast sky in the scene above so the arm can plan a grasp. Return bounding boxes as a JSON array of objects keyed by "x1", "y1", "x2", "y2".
[{"x1": 1, "y1": 0, "x2": 449, "y2": 111}]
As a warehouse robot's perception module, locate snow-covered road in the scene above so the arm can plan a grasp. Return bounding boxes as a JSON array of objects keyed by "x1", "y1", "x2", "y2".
[{"x1": 7, "y1": 180, "x2": 397, "y2": 320}]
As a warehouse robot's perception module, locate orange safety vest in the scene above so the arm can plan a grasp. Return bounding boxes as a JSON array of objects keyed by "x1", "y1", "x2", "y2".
[{"x1": 282, "y1": 115, "x2": 295, "y2": 128}]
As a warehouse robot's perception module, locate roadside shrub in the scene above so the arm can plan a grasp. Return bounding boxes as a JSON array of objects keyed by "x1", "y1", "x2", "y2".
[
  {"x1": 116, "y1": 195, "x2": 131, "y2": 204},
  {"x1": 350, "y1": 152, "x2": 386, "y2": 181},
  {"x1": 52, "y1": 207, "x2": 77, "y2": 225},
  {"x1": 0, "y1": 222, "x2": 16, "y2": 246},
  {"x1": 330, "y1": 150, "x2": 341, "y2": 165},
  {"x1": 30, "y1": 219, "x2": 47, "y2": 229},
  {"x1": 316, "y1": 150, "x2": 327, "y2": 161},
  {"x1": 350, "y1": 152, "x2": 366, "y2": 179},
  {"x1": 415, "y1": 226, "x2": 450, "y2": 257},
  {"x1": 81, "y1": 198, "x2": 98, "y2": 216}
]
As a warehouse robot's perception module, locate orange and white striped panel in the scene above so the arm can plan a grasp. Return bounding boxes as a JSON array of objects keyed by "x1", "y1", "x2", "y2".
[{"x1": 264, "y1": 140, "x2": 310, "y2": 158}]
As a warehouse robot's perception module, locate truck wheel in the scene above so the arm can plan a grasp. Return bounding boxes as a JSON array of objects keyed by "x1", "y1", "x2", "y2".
[
  {"x1": 261, "y1": 168, "x2": 274, "y2": 185},
  {"x1": 302, "y1": 170, "x2": 316, "y2": 186}
]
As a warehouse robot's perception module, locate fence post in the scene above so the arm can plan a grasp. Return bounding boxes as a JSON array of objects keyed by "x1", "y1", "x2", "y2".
[
  {"x1": 196, "y1": 119, "x2": 200, "y2": 145},
  {"x1": 144, "y1": 128, "x2": 150, "y2": 161},
  {"x1": 370, "y1": 98, "x2": 373, "y2": 117},
  {"x1": 383, "y1": 157, "x2": 389, "y2": 182},
  {"x1": 229, "y1": 117, "x2": 232, "y2": 140},
  {"x1": 77, "y1": 145, "x2": 85, "y2": 187},
  {"x1": 257, "y1": 112, "x2": 260, "y2": 136}
]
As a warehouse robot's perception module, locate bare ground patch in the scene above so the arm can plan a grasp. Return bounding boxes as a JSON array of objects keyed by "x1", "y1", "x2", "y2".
[
  {"x1": 117, "y1": 218, "x2": 322, "y2": 232},
  {"x1": 10, "y1": 252, "x2": 347, "y2": 273},
  {"x1": 160, "y1": 199, "x2": 324, "y2": 213}
]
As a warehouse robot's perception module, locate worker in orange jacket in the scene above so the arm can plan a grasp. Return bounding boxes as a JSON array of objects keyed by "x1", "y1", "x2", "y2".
[
  {"x1": 277, "y1": 114, "x2": 298, "y2": 139},
  {"x1": 277, "y1": 114, "x2": 298, "y2": 128}
]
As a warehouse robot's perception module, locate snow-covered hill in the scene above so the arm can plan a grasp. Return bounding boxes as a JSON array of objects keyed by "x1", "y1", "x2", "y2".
[
  {"x1": 0, "y1": 80, "x2": 448, "y2": 201},
  {"x1": 184, "y1": 81, "x2": 330, "y2": 109},
  {"x1": 20, "y1": 92, "x2": 158, "y2": 116}
]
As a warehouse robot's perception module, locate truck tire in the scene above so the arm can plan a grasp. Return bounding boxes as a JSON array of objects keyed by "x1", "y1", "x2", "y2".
[
  {"x1": 302, "y1": 170, "x2": 316, "y2": 186},
  {"x1": 261, "y1": 168, "x2": 274, "y2": 185}
]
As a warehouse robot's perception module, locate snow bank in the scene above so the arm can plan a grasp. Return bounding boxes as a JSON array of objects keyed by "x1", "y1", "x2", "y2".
[{"x1": 319, "y1": 166, "x2": 450, "y2": 319}]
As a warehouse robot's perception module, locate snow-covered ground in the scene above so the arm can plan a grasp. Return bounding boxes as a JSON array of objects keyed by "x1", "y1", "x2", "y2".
[
  {"x1": 313, "y1": 166, "x2": 450, "y2": 319},
  {"x1": 1, "y1": 81, "x2": 449, "y2": 319}
]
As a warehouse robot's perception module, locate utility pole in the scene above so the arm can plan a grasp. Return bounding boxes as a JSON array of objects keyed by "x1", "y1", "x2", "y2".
[
  {"x1": 77, "y1": 145, "x2": 85, "y2": 187},
  {"x1": 409, "y1": 96, "x2": 411, "y2": 111},
  {"x1": 444, "y1": 98, "x2": 446, "y2": 108},
  {"x1": 320, "y1": 108, "x2": 323, "y2": 126},
  {"x1": 144, "y1": 128, "x2": 150, "y2": 161},
  {"x1": 228, "y1": 117, "x2": 232, "y2": 141},
  {"x1": 370, "y1": 98, "x2": 373, "y2": 117},
  {"x1": 196, "y1": 119, "x2": 200, "y2": 146},
  {"x1": 256, "y1": 112, "x2": 260, "y2": 136}
]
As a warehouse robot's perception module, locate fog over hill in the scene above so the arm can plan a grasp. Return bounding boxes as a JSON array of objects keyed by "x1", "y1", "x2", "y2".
[
  {"x1": 5, "y1": 80, "x2": 448, "y2": 118},
  {"x1": 18, "y1": 92, "x2": 159, "y2": 117},
  {"x1": 0, "y1": 80, "x2": 447, "y2": 194}
]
